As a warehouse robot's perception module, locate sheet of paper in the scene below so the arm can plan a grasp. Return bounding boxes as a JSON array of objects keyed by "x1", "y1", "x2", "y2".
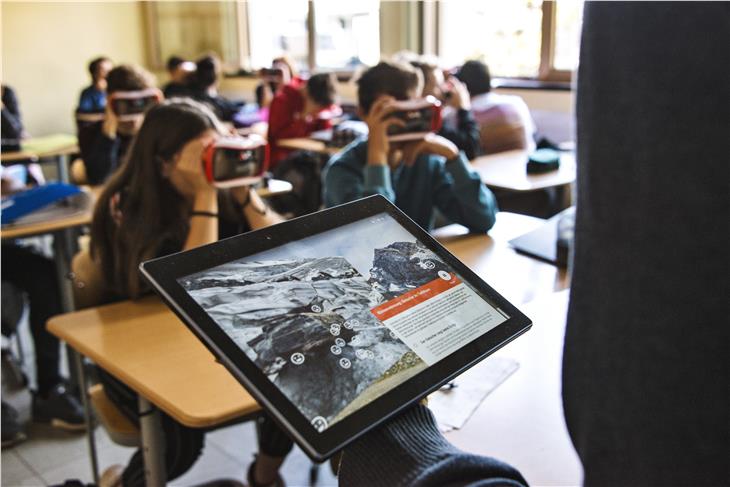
[{"x1": 429, "y1": 356, "x2": 519, "y2": 433}]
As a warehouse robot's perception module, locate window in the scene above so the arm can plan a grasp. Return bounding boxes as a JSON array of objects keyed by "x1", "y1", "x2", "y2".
[
  {"x1": 147, "y1": 2, "x2": 240, "y2": 70},
  {"x1": 440, "y1": 1, "x2": 543, "y2": 78},
  {"x1": 244, "y1": 0, "x2": 380, "y2": 71},
  {"x1": 147, "y1": 1, "x2": 582, "y2": 80},
  {"x1": 313, "y1": 0, "x2": 380, "y2": 69},
  {"x1": 552, "y1": 1, "x2": 584, "y2": 72},
  {"x1": 439, "y1": 0, "x2": 584, "y2": 81},
  {"x1": 246, "y1": 0, "x2": 310, "y2": 72}
]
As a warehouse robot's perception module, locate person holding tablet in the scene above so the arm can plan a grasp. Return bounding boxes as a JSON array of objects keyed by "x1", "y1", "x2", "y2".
[
  {"x1": 73, "y1": 99, "x2": 282, "y2": 486},
  {"x1": 323, "y1": 60, "x2": 497, "y2": 232},
  {"x1": 335, "y1": 3, "x2": 728, "y2": 486}
]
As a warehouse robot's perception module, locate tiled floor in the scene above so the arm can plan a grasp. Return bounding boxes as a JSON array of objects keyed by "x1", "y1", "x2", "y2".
[
  {"x1": 2, "y1": 399, "x2": 337, "y2": 486},
  {"x1": 2, "y1": 324, "x2": 337, "y2": 487}
]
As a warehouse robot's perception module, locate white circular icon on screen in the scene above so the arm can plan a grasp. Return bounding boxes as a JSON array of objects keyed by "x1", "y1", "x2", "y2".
[
  {"x1": 343, "y1": 319, "x2": 358, "y2": 329},
  {"x1": 438, "y1": 270, "x2": 451, "y2": 281},
  {"x1": 290, "y1": 353, "x2": 305, "y2": 365},
  {"x1": 339, "y1": 358, "x2": 351, "y2": 369},
  {"x1": 355, "y1": 349, "x2": 367, "y2": 360},
  {"x1": 311, "y1": 305, "x2": 322, "y2": 313},
  {"x1": 424, "y1": 260, "x2": 436, "y2": 269},
  {"x1": 330, "y1": 345, "x2": 342, "y2": 355},
  {"x1": 329, "y1": 326, "x2": 341, "y2": 336},
  {"x1": 311, "y1": 416, "x2": 328, "y2": 432},
  {"x1": 350, "y1": 335, "x2": 359, "y2": 345},
  {"x1": 335, "y1": 338, "x2": 346, "y2": 347}
]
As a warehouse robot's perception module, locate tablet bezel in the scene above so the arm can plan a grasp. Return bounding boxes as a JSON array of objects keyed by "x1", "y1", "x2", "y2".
[{"x1": 140, "y1": 195, "x2": 531, "y2": 461}]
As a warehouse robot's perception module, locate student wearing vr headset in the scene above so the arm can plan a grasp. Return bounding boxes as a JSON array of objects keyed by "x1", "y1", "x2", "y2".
[
  {"x1": 72, "y1": 99, "x2": 281, "y2": 486},
  {"x1": 323, "y1": 60, "x2": 498, "y2": 233},
  {"x1": 78, "y1": 64, "x2": 160, "y2": 185},
  {"x1": 411, "y1": 58, "x2": 482, "y2": 160}
]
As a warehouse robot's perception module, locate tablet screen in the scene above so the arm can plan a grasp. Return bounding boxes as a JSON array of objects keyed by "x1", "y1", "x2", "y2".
[{"x1": 178, "y1": 212, "x2": 509, "y2": 433}]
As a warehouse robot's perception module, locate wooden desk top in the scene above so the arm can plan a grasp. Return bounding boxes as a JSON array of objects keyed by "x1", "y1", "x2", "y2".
[
  {"x1": 277, "y1": 137, "x2": 339, "y2": 156},
  {"x1": 0, "y1": 134, "x2": 79, "y2": 163},
  {"x1": 48, "y1": 296, "x2": 257, "y2": 428},
  {"x1": 433, "y1": 213, "x2": 569, "y2": 303},
  {"x1": 257, "y1": 178, "x2": 293, "y2": 198},
  {"x1": 470, "y1": 149, "x2": 576, "y2": 192},
  {"x1": 47, "y1": 212, "x2": 569, "y2": 428},
  {"x1": 444, "y1": 290, "x2": 583, "y2": 485}
]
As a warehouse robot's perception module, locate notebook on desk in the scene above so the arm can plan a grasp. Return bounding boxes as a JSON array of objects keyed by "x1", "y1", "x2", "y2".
[{"x1": 509, "y1": 207, "x2": 575, "y2": 268}]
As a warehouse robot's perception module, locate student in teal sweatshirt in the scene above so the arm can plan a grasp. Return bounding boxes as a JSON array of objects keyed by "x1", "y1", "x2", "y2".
[{"x1": 323, "y1": 61, "x2": 497, "y2": 232}]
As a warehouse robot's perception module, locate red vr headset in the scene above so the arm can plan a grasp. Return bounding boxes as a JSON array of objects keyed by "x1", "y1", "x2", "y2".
[
  {"x1": 202, "y1": 134, "x2": 269, "y2": 188},
  {"x1": 386, "y1": 96, "x2": 443, "y2": 142},
  {"x1": 109, "y1": 88, "x2": 163, "y2": 121},
  {"x1": 259, "y1": 67, "x2": 285, "y2": 83}
]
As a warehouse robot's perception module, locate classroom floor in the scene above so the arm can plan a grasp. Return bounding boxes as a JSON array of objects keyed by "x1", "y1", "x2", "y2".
[{"x1": 1, "y1": 320, "x2": 337, "y2": 487}]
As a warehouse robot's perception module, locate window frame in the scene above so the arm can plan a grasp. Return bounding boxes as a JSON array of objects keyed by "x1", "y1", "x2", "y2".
[{"x1": 434, "y1": 0, "x2": 574, "y2": 84}]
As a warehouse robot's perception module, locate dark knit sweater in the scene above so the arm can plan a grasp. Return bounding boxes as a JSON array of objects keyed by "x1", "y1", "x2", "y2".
[{"x1": 339, "y1": 406, "x2": 527, "y2": 487}]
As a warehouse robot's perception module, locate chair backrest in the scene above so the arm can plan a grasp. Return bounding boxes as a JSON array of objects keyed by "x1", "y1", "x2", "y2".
[
  {"x1": 88, "y1": 383, "x2": 140, "y2": 447},
  {"x1": 473, "y1": 104, "x2": 531, "y2": 155},
  {"x1": 70, "y1": 249, "x2": 112, "y2": 310}
]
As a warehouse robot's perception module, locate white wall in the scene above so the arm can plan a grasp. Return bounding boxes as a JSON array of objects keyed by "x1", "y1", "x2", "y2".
[{"x1": 1, "y1": 2, "x2": 148, "y2": 136}]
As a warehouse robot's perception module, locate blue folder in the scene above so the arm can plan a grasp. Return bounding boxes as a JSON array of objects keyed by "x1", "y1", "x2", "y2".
[{"x1": 1, "y1": 183, "x2": 82, "y2": 225}]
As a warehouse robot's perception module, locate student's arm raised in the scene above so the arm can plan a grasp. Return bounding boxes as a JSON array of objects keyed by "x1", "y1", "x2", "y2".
[{"x1": 168, "y1": 138, "x2": 220, "y2": 250}]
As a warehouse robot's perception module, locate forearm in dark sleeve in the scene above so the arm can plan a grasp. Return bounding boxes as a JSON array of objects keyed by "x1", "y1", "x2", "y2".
[
  {"x1": 83, "y1": 132, "x2": 119, "y2": 185},
  {"x1": 434, "y1": 153, "x2": 498, "y2": 233},
  {"x1": 439, "y1": 109, "x2": 482, "y2": 160},
  {"x1": 339, "y1": 405, "x2": 527, "y2": 487}
]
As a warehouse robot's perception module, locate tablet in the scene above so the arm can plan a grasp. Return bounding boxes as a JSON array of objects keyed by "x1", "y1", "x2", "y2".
[{"x1": 140, "y1": 195, "x2": 531, "y2": 461}]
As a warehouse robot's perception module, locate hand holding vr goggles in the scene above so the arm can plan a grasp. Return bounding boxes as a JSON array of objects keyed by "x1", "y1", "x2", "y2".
[
  {"x1": 109, "y1": 88, "x2": 163, "y2": 121},
  {"x1": 169, "y1": 133, "x2": 269, "y2": 200},
  {"x1": 384, "y1": 96, "x2": 442, "y2": 142},
  {"x1": 202, "y1": 134, "x2": 269, "y2": 188},
  {"x1": 441, "y1": 76, "x2": 470, "y2": 111},
  {"x1": 102, "y1": 88, "x2": 163, "y2": 138}
]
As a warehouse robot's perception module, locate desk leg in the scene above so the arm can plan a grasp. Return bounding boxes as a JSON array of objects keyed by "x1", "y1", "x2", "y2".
[
  {"x1": 138, "y1": 396, "x2": 166, "y2": 486},
  {"x1": 52, "y1": 229, "x2": 81, "y2": 388},
  {"x1": 75, "y1": 352, "x2": 100, "y2": 485},
  {"x1": 57, "y1": 153, "x2": 70, "y2": 184}
]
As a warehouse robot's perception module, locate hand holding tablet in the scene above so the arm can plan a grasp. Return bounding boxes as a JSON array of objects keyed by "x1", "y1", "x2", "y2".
[{"x1": 141, "y1": 195, "x2": 531, "y2": 460}]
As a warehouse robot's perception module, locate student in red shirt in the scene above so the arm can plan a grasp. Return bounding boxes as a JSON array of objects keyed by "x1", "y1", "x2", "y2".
[{"x1": 267, "y1": 73, "x2": 339, "y2": 166}]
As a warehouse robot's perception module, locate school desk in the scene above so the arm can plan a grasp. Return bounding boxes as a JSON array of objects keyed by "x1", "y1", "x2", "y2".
[
  {"x1": 276, "y1": 137, "x2": 340, "y2": 156},
  {"x1": 47, "y1": 212, "x2": 569, "y2": 485},
  {"x1": 1, "y1": 134, "x2": 79, "y2": 184},
  {"x1": 470, "y1": 149, "x2": 576, "y2": 192}
]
